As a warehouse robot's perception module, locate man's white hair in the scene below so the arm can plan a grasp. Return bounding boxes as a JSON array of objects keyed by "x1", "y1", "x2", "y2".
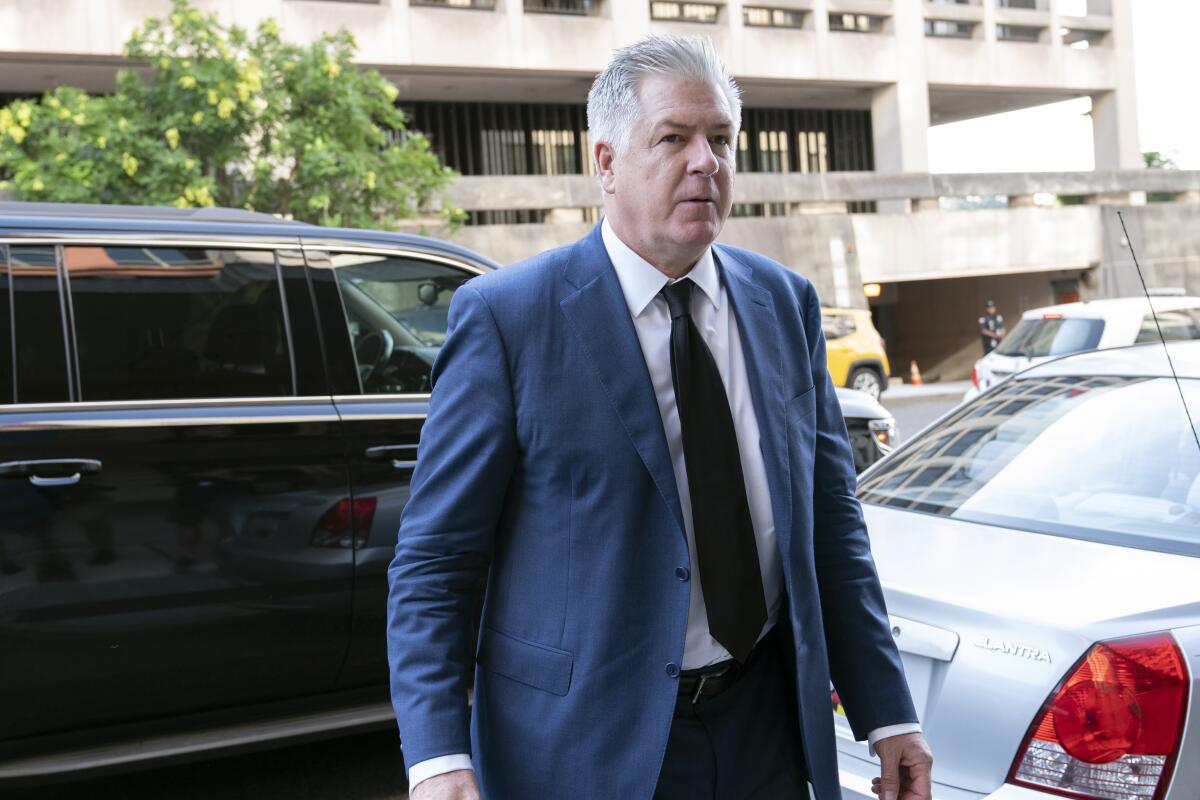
[{"x1": 587, "y1": 35, "x2": 742, "y2": 160}]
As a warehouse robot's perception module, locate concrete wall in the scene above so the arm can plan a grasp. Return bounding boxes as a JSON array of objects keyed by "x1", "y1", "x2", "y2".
[{"x1": 0, "y1": 0, "x2": 1123, "y2": 98}]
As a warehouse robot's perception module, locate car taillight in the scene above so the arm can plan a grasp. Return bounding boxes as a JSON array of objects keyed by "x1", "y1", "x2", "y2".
[
  {"x1": 312, "y1": 497, "x2": 378, "y2": 549},
  {"x1": 1008, "y1": 632, "x2": 1188, "y2": 800},
  {"x1": 972, "y1": 366, "x2": 979, "y2": 388}
]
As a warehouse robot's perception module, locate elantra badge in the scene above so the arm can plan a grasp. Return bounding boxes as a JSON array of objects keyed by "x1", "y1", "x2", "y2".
[{"x1": 973, "y1": 635, "x2": 1051, "y2": 663}]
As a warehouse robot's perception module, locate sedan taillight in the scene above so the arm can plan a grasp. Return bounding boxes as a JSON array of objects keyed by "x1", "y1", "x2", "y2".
[
  {"x1": 312, "y1": 496, "x2": 377, "y2": 549},
  {"x1": 972, "y1": 366, "x2": 979, "y2": 388},
  {"x1": 1008, "y1": 632, "x2": 1188, "y2": 800}
]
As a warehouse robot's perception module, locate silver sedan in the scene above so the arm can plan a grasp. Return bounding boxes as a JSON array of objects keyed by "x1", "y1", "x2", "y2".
[{"x1": 838, "y1": 341, "x2": 1200, "y2": 800}]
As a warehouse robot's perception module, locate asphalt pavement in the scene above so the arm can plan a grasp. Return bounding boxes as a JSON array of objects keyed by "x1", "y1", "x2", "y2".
[{"x1": 880, "y1": 380, "x2": 970, "y2": 445}]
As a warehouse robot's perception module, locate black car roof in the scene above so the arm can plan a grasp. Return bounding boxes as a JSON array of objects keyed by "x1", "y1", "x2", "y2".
[{"x1": 0, "y1": 201, "x2": 501, "y2": 270}]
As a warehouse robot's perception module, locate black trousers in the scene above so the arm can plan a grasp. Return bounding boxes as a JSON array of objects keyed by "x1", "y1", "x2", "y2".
[{"x1": 653, "y1": 628, "x2": 811, "y2": 800}]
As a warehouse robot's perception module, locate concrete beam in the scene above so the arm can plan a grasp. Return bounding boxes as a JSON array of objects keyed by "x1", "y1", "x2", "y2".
[{"x1": 445, "y1": 170, "x2": 1200, "y2": 210}]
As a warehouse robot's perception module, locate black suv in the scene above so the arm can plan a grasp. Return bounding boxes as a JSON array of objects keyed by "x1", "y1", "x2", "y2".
[
  {"x1": 0, "y1": 202, "x2": 895, "y2": 785},
  {"x1": 0, "y1": 202, "x2": 496, "y2": 784}
]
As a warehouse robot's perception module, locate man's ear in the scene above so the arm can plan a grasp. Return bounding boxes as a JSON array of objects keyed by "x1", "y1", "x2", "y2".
[{"x1": 595, "y1": 141, "x2": 617, "y2": 195}]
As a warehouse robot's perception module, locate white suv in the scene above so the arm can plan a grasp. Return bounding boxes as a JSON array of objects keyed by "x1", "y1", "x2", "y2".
[{"x1": 964, "y1": 295, "x2": 1200, "y2": 401}]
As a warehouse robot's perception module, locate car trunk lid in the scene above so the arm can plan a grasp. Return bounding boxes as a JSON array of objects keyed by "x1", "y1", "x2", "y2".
[{"x1": 833, "y1": 505, "x2": 1199, "y2": 794}]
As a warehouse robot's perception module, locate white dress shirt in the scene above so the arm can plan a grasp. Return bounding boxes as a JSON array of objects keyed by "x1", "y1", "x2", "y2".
[{"x1": 407, "y1": 220, "x2": 918, "y2": 791}]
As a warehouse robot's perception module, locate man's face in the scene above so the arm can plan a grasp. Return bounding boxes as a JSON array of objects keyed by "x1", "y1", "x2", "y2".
[
  {"x1": 986, "y1": 303, "x2": 997, "y2": 314},
  {"x1": 596, "y1": 74, "x2": 736, "y2": 274}
]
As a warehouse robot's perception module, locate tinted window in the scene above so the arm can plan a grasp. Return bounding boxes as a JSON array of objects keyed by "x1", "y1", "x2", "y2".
[
  {"x1": 9, "y1": 245, "x2": 71, "y2": 403},
  {"x1": 1134, "y1": 309, "x2": 1200, "y2": 344},
  {"x1": 332, "y1": 254, "x2": 470, "y2": 395},
  {"x1": 859, "y1": 375, "x2": 1200, "y2": 555},
  {"x1": 822, "y1": 313, "x2": 857, "y2": 340},
  {"x1": 994, "y1": 317, "x2": 1104, "y2": 357},
  {"x1": 66, "y1": 246, "x2": 293, "y2": 401}
]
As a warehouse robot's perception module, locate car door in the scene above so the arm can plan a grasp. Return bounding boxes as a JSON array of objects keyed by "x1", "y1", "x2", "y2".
[
  {"x1": 302, "y1": 245, "x2": 481, "y2": 688},
  {"x1": 0, "y1": 240, "x2": 353, "y2": 744}
]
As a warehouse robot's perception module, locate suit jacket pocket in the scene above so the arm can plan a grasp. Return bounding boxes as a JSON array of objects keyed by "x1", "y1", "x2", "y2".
[
  {"x1": 787, "y1": 385, "x2": 817, "y2": 428},
  {"x1": 477, "y1": 627, "x2": 574, "y2": 696}
]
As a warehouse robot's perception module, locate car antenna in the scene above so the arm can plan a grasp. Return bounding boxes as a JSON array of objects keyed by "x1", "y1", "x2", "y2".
[{"x1": 1117, "y1": 210, "x2": 1200, "y2": 454}]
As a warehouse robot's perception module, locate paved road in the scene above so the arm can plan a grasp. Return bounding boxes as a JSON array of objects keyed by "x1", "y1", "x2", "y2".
[
  {"x1": 885, "y1": 393, "x2": 963, "y2": 445},
  {"x1": 9, "y1": 731, "x2": 410, "y2": 800}
]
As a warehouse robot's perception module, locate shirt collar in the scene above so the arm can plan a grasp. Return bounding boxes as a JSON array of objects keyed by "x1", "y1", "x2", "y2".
[{"x1": 601, "y1": 217, "x2": 721, "y2": 318}]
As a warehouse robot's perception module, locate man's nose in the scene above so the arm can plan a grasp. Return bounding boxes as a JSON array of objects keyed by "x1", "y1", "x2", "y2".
[{"x1": 686, "y1": 137, "x2": 719, "y2": 176}]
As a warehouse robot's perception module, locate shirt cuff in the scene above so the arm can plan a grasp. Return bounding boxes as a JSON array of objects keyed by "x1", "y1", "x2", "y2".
[
  {"x1": 408, "y1": 753, "x2": 474, "y2": 791},
  {"x1": 867, "y1": 723, "x2": 923, "y2": 757}
]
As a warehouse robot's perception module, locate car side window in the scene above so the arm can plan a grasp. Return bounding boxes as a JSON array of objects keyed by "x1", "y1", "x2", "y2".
[
  {"x1": 822, "y1": 313, "x2": 856, "y2": 340},
  {"x1": 1134, "y1": 310, "x2": 1200, "y2": 344},
  {"x1": 3, "y1": 245, "x2": 71, "y2": 404},
  {"x1": 331, "y1": 254, "x2": 471, "y2": 395},
  {"x1": 65, "y1": 246, "x2": 294, "y2": 401}
]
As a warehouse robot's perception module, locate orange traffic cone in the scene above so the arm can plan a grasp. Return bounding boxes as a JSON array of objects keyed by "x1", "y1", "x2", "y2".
[{"x1": 909, "y1": 360, "x2": 924, "y2": 386}]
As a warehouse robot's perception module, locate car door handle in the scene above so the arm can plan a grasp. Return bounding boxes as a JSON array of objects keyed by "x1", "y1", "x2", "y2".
[
  {"x1": 365, "y1": 445, "x2": 419, "y2": 470},
  {"x1": 0, "y1": 459, "x2": 103, "y2": 487}
]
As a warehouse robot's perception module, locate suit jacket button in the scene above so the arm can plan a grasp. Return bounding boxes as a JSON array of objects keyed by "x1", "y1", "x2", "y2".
[
  {"x1": 665, "y1": 662, "x2": 680, "y2": 678},
  {"x1": 675, "y1": 567, "x2": 690, "y2": 581}
]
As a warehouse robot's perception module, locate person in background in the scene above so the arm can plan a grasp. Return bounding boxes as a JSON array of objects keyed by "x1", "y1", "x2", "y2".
[{"x1": 979, "y1": 300, "x2": 1006, "y2": 355}]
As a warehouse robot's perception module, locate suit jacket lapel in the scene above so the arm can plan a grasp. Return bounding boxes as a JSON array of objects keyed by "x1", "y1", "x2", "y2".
[
  {"x1": 715, "y1": 246, "x2": 794, "y2": 548},
  {"x1": 559, "y1": 226, "x2": 687, "y2": 536}
]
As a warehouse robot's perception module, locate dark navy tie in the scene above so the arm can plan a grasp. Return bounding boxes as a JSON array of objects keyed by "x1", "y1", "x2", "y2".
[{"x1": 661, "y1": 279, "x2": 767, "y2": 664}]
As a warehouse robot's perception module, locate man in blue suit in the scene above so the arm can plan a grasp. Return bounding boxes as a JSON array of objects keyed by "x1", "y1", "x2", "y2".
[{"x1": 388, "y1": 35, "x2": 933, "y2": 800}]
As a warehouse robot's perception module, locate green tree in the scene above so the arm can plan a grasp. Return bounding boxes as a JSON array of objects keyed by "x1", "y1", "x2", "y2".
[
  {"x1": 1143, "y1": 150, "x2": 1179, "y2": 203},
  {"x1": 1143, "y1": 150, "x2": 1179, "y2": 170},
  {"x1": 0, "y1": 0, "x2": 459, "y2": 229}
]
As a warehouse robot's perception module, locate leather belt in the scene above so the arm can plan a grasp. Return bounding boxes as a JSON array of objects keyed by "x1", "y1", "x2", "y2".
[
  {"x1": 677, "y1": 625, "x2": 779, "y2": 704},
  {"x1": 677, "y1": 659, "x2": 746, "y2": 704}
]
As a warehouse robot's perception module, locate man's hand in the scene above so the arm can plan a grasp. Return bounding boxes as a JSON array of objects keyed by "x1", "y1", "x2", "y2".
[
  {"x1": 871, "y1": 732, "x2": 933, "y2": 800},
  {"x1": 410, "y1": 769, "x2": 481, "y2": 800}
]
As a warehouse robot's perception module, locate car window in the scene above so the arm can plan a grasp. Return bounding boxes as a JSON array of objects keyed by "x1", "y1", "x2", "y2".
[
  {"x1": 65, "y1": 246, "x2": 294, "y2": 401},
  {"x1": 1134, "y1": 309, "x2": 1200, "y2": 344},
  {"x1": 4, "y1": 245, "x2": 71, "y2": 404},
  {"x1": 331, "y1": 254, "x2": 471, "y2": 395},
  {"x1": 859, "y1": 375, "x2": 1200, "y2": 556},
  {"x1": 994, "y1": 317, "x2": 1104, "y2": 358},
  {"x1": 822, "y1": 313, "x2": 856, "y2": 340}
]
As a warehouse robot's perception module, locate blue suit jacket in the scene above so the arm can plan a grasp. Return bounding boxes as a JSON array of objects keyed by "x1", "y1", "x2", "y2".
[{"x1": 387, "y1": 224, "x2": 917, "y2": 799}]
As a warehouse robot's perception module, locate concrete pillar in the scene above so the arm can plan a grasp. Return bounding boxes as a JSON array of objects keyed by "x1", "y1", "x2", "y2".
[
  {"x1": 1091, "y1": 0, "x2": 1141, "y2": 170},
  {"x1": 870, "y1": 0, "x2": 930, "y2": 213},
  {"x1": 1046, "y1": 0, "x2": 1064, "y2": 47},
  {"x1": 981, "y1": 0, "x2": 997, "y2": 44},
  {"x1": 1177, "y1": 191, "x2": 1200, "y2": 204},
  {"x1": 1008, "y1": 195, "x2": 1038, "y2": 208}
]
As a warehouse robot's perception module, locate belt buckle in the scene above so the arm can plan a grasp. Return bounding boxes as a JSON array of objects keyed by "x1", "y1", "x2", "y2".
[{"x1": 690, "y1": 663, "x2": 732, "y2": 705}]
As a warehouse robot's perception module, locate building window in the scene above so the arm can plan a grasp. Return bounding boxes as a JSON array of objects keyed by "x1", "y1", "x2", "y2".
[
  {"x1": 743, "y1": 6, "x2": 804, "y2": 27},
  {"x1": 828, "y1": 13, "x2": 886, "y2": 33},
  {"x1": 525, "y1": 0, "x2": 597, "y2": 14},
  {"x1": 733, "y1": 108, "x2": 876, "y2": 217},
  {"x1": 1062, "y1": 27, "x2": 1107, "y2": 48},
  {"x1": 410, "y1": 0, "x2": 496, "y2": 9},
  {"x1": 995, "y1": 0, "x2": 1041, "y2": 8},
  {"x1": 924, "y1": 18, "x2": 974, "y2": 38},
  {"x1": 996, "y1": 23, "x2": 1043, "y2": 42},
  {"x1": 927, "y1": 0, "x2": 974, "y2": 4},
  {"x1": 651, "y1": 1, "x2": 720, "y2": 23}
]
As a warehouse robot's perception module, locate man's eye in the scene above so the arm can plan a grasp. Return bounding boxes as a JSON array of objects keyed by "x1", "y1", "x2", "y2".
[
  {"x1": 660, "y1": 134, "x2": 682, "y2": 144},
  {"x1": 711, "y1": 135, "x2": 730, "y2": 147}
]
